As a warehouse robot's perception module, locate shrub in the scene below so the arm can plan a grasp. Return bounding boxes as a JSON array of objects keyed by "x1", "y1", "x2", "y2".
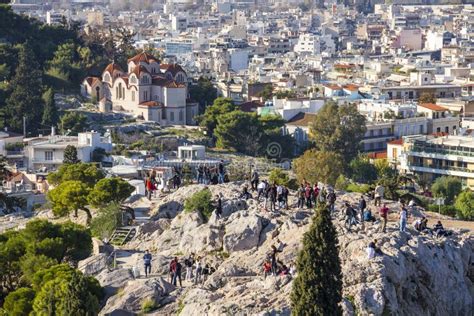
[
  {"x1": 431, "y1": 176, "x2": 462, "y2": 204},
  {"x1": 184, "y1": 188, "x2": 213, "y2": 221},
  {"x1": 141, "y1": 298, "x2": 159, "y2": 313},
  {"x1": 334, "y1": 175, "x2": 349, "y2": 191},
  {"x1": 426, "y1": 204, "x2": 458, "y2": 217},
  {"x1": 346, "y1": 183, "x2": 372, "y2": 194},
  {"x1": 268, "y1": 168, "x2": 290, "y2": 186},
  {"x1": 454, "y1": 191, "x2": 474, "y2": 220},
  {"x1": 90, "y1": 203, "x2": 122, "y2": 239}
]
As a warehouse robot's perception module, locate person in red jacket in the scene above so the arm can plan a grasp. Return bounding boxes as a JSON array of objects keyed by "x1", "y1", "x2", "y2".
[{"x1": 379, "y1": 203, "x2": 389, "y2": 233}]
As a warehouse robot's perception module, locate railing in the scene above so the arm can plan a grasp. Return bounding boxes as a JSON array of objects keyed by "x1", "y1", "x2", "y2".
[
  {"x1": 408, "y1": 163, "x2": 474, "y2": 175},
  {"x1": 412, "y1": 145, "x2": 474, "y2": 158}
]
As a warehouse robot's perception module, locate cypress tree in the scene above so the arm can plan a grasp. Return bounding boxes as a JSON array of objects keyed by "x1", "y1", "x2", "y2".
[
  {"x1": 63, "y1": 145, "x2": 79, "y2": 164},
  {"x1": 290, "y1": 204, "x2": 343, "y2": 316},
  {"x1": 6, "y1": 42, "x2": 44, "y2": 134},
  {"x1": 42, "y1": 87, "x2": 59, "y2": 128}
]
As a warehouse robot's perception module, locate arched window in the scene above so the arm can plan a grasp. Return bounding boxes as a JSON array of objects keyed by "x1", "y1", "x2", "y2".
[
  {"x1": 122, "y1": 87, "x2": 125, "y2": 99},
  {"x1": 118, "y1": 83, "x2": 123, "y2": 99},
  {"x1": 130, "y1": 75, "x2": 137, "y2": 84},
  {"x1": 104, "y1": 73, "x2": 110, "y2": 82},
  {"x1": 176, "y1": 73, "x2": 184, "y2": 83},
  {"x1": 166, "y1": 73, "x2": 173, "y2": 80}
]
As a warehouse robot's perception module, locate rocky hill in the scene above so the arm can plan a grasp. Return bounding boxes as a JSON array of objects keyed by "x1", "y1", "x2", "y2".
[{"x1": 80, "y1": 183, "x2": 474, "y2": 316}]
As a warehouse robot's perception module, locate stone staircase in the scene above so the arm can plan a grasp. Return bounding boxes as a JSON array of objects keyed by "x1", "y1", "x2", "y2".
[{"x1": 109, "y1": 226, "x2": 137, "y2": 246}]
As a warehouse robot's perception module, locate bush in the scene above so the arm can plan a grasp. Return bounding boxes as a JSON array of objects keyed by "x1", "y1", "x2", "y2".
[
  {"x1": 426, "y1": 204, "x2": 458, "y2": 217},
  {"x1": 268, "y1": 168, "x2": 290, "y2": 186},
  {"x1": 184, "y1": 188, "x2": 213, "y2": 221},
  {"x1": 454, "y1": 191, "x2": 474, "y2": 220},
  {"x1": 90, "y1": 203, "x2": 122, "y2": 239},
  {"x1": 141, "y1": 298, "x2": 159, "y2": 313},
  {"x1": 334, "y1": 175, "x2": 349, "y2": 191},
  {"x1": 346, "y1": 183, "x2": 372, "y2": 194},
  {"x1": 431, "y1": 176, "x2": 462, "y2": 204}
]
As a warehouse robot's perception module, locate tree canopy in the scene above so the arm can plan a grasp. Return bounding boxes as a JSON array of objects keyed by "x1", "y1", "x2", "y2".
[
  {"x1": 197, "y1": 97, "x2": 238, "y2": 136},
  {"x1": 189, "y1": 77, "x2": 217, "y2": 113},
  {"x1": 431, "y1": 176, "x2": 462, "y2": 204},
  {"x1": 47, "y1": 163, "x2": 105, "y2": 187},
  {"x1": 60, "y1": 112, "x2": 89, "y2": 136},
  {"x1": 63, "y1": 145, "x2": 79, "y2": 164},
  {"x1": 87, "y1": 177, "x2": 134, "y2": 207},
  {"x1": 454, "y1": 190, "x2": 474, "y2": 220},
  {"x1": 310, "y1": 101, "x2": 366, "y2": 167},
  {"x1": 293, "y1": 149, "x2": 344, "y2": 186}
]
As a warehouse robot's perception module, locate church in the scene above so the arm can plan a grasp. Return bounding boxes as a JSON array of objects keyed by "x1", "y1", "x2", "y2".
[{"x1": 81, "y1": 52, "x2": 198, "y2": 125}]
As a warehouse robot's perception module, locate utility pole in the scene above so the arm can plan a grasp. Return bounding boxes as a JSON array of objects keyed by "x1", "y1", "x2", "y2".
[{"x1": 23, "y1": 116, "x2": 26, "y2": 137}]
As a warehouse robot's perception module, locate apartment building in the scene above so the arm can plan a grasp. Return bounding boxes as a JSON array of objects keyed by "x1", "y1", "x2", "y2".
[{"x1": 388, "y1": 135, "x2": 474, "y2": 189}]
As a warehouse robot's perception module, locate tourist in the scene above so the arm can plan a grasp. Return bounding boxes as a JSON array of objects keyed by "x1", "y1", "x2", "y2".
[
  {"x1": 257, "y1": 180, "x2": 267, "y2": 201},
  {"x1": 194, "y1": 257, "x2": 202, "y2": 284},
  {"x1": 270, "y1": 245, "x2": 281, "y2": 276},
  {"x1": 363, "y1": 207, "x2": 376, "y2": 223},
  {"x1": 305, "y1": 183, "x2": 313, "y2": 209},
  {"x1": 312, "y1": 184, "x2": 319, "y2": 207},
  {"x1": 218, "y1": 160, "x2": 225, "y2": 184},
  {"x1": 374, "y1": 184, "x2": 384, "y2": 207},
  {"x1": 279, "y1": 265, "x2": 289, "y2": 276},
  {"x1": 277, "y1": 184, "x2": 284, "y2": 208},
  {"x1": 146, "y1": 177, "x2": 155, "y2": 200},
  {"x1": 240, "y1": 186, "x2": 252, "y2": 200},
  {"x1": 173, "y1": 174, "x2": 181, "y2": 190},
  {"x1": 263, "y1": 260, "x2": 272, "y2": 279},
  {"x1": 297, "y1": 184, "x2": 305, "y2": 209},
  {"x1": 251, "y1": 170, "x2": 259, "y2": 191},
  {"x1": 170, "y1": 257, "x2": 182, "y2": 287},
  {"x1": 184, "y1": 254, "x2": 194, "y2": 281},
  {"x1": 433, "y1": 221, "x2": 451, "y2": 238},
  {"x1": 266, "y1": 183, "x2": 277, "y2": 212},
  {"x1": 197, "y1": 165, "x2": 204, "y2": 184},
  {"x1": 282, "y1": 186, "x2": 289, "y2": 210},
  {"x1": 399, "y1": 205, "x2": 408, "y2": 232},
  {"x1": 327, "y1": 190, "x2": 336, "y2": 213},
  {"x1": 379, "y1": 203, "x2": 389, "y2": 233},
  {"x1": 169, "y1": 257, "x2": 177, "y2": 283},
  {"x1": 366, "y1": 241, "x2": 376, "y2": 259},
  {"x1": 202, "y1": 263, "x2": 211, "y2": 282},
  {"x1": 215, "y1": 194, "x2": 223, "y2": 219},
  {"x1": 345, "y1": 202, "x2": 358, "y2": 232},
  {"x1": 143, "y1": 250, "x2": 152, "y2": 277},
  {"x1": 359, "y1": 196, "x2": 367, "y2": 230},
  {"x1": 289, "y1": 261, "x2": 297, "y2": 277}
]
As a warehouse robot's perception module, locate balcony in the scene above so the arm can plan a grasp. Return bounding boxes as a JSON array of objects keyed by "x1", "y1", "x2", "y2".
[{"x1": 407, "y1": 163, "x2": 474, "y2": 178}]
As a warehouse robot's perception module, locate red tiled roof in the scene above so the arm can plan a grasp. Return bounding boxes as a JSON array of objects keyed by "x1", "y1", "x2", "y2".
[
  {"x1": 419, "y1": 103, "x2": 447, "y2": 111},
  {"x1": 287, "y1": 112, "x2": 317, "y2": 127},
  {"x1": 343, "y1": 84, "x2": 359, "y2": 91},
  {"x1": 132, "y1": 65, "x2": 150, "y2": 77},
  {"x1": 139, "y1": 101, "x2": 162, "y2": 107},
  {"x1": 324, "y1": 84, "x2": 342, "y2": 90},
  {"x1": 166, "y1": 81, "x2": 185, "y2": 88},
  {"x1": 334, "y1": 63, "x2": 355, "y2": 69},
  {"x1": 388, "y1": 139, "x2": 403, "y2": 145},
  {"x1": 160, "y1": 63, "x2": 186, "y2": 76},
  {"x1": 367, "y1": 151, "x2": 387, "y2": 159},
  {"x1": 104, "y1": 63, "x2": 123, "y2": 74},
  {"x1": 85, "y1": 76, "x2": 101, "y2": 86},
  {"x1": 128, "y1": 52, "x2": 159, "y2": 64}
]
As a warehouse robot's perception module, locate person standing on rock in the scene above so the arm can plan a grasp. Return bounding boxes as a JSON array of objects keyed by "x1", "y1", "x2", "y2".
[
  {"x1": 251, "y1": 169, "x2": 259, "y2": 191},
  {"x1": 263, "y1": 259, "x2": 272, "y2": 279},
  {"x1": 327, "y1": 190, "x2": 336, "y2": 213},
  {"x1": 184, "y1": 255, "x2": 194, "y2": 281},
  {"x1": 359, "y1": 196, "x2": 367, "y2": 230},
  {"x1": 194, "y1": 257, "x2": 202, "y2": 284},
  {"x1": 379, "y1": 203, "x2": 389, "y2": 233},
  {"x1": 304, "y1": 183, "x2": 313, "y2": 209},
  {"x1": 399, "y1": 205, "x2": 408, "y2": 232},
  {"x1": 143, "y1": 250, "x2": 152, "y2": 277},
  {"x1": 344, "y1": 202, "x2": 358, "y2": 232},
  {"x1": 257, "y1": 180, "x2": 266, "y2": 201},
  {"x1": 215, "y1": 194, "x2": 223, "y2": 219},
  {"x1": 297, "y1": 183, "x2": 305, "y2": 209},
  {"x1": 266, "y1": 183, "x2": 277, "y2": 212},
  {"x1": 218, "y1": 160, "x2": 225, "y2": 184},
  {"x1": 270, "y1": 245, "x2": 281, "y2": 276},
  {"x1": 374, "y1": 184, "x2": 384, "y2": 207},
  {"x1": 312, "y1": 184, "x2": 319, "y2": 207}
]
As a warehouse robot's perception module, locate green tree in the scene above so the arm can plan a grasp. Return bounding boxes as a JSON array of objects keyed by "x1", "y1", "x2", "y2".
[
  {"x1": 47, "y1": 180, "x2": 92, "y2": 223},
  {"x1": 291, "y1": 205, "x2": 342, "y2": 315},
  {"x1": 63, "y1": 145, "x2": 79, "y2": 164},
  {"x1": 419, "y1": 92, "x2": 436, "y2": 104},
  {"x1": 48, "y1": 42, "x2": 84, "y2": 82},
  {"x1": 41, "y1": 87, "x2": 59, "y2": 128},
  {"x1": 5, "y1": 42, "x2": 44, "y2": 134},
  {"x1": 454, "y1": 190, "x2": 474, "y2": 220},
  {"x1": 60, "y1": 111, "x2": 89, "y2": 136},
  {"x1": 310, "y1": 101, "x2": 366, "y2": 167},
  {"x1": 32, "y1": 266, "x2": 102, "y2": 316},
  {"x1": 268, "y1": 168, "x2": 290, "y2": 186},
  {"x1": 293, "y1": 149, "x2": 344, "y2": 186},
  {"x1": 47, "y1": 163, "x2": 104, "y2": 187},
  {"x1": 184, "y1": 188, "x2": 213, "y2": 221},
  {"x1": 3, "y1": 287, "x2": 35, "y2": 316},
  {"x1": 258, "y1": 84, "x2": 273, "y2": 101},
  {"x1": 0, "y1": 232, "x2": 26, "y2": 294},
  {"x1": 91, "y1": 147, "x2": 107, "y2": 162},
  {"x1": 189, "y1": 77, "x2": 217, "y2": 113},
  {"x1": 197, "y1": 97, "x2": 238, "y2": 136},
  {"x1": 431, "y1": 176, "x2": 462, "y2": 204},
  {"x1": 349, "y1": 155, "x2": 378, "y2": 183},
  {"x1": 215, "y1": 110, "x2": 263, "y2": 155},
  {"x1": 87, "y1": 177, "x2": 134, "y2": 207}
]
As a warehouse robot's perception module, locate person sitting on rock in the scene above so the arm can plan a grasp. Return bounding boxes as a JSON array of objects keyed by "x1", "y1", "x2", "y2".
[
  {"x1": 289, "y1": 261, "x2": 297, "y2": 277},
  {"x1": 279, "y1": 264, "x2": 289, "y2": 276},
  {"x1": 363, "y1": 208, "x2": 376, "y2": 223},
  {"x1": 263, "y1": 260, "x2": 272, "y2": 279},
  {"x1": 366, "y1": 240, "x2": 383, "y2": 259},
  {"x1": 433, "y1": 221, "x2": 451, "y2": 238},
  {"x1": 240, "y1": 186, "x2": 252, "y2": 200},
  {"x1": 414, "y1": 217, "x2": 430, "y2": 233}
]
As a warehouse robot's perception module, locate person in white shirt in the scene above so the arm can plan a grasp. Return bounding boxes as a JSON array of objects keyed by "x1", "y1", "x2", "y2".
[{"x1": 366, "y1": 242, "x2": 376, "y2": 259}]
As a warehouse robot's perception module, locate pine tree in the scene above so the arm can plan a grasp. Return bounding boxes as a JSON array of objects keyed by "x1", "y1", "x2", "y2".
[
  {"x1": 63, "y1": 145, "x2": 79, "y2": 164},
  {"x1": 290, "y1": 204, "x2": 343, "y2": 316},
  {"x1": 42, "y1": 87, "x2": 59, "y2": 129},
  {"x1": 6, "y1": 42, "x2": 44, "y2": 134}
]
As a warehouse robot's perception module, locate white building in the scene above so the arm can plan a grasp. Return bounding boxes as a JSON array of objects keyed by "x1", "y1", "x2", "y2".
[
  {"x1": 294, "y1": 34, "x2": 321, "y2": 55},
  {"x1": 25, "y1": 131, "x2": 112, "y2": 172},
  {"x1": 81, "y1": 52, "x2": 198, "y2": 126}
]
